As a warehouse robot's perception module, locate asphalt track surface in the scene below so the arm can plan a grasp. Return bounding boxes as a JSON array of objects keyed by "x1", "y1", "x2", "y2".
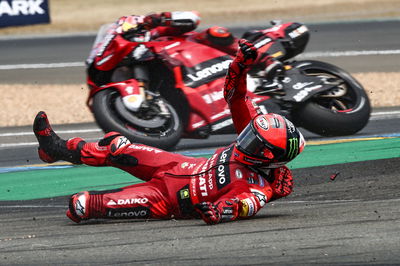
[
  {"x1": 0, "y1": 20, "x2": 400, "y2": 265},
  {"x1": 1, "y1": 20, "x2": 400, "y2": 84},
  {"x1": 0, "y1": 158, "x2": 399, "y2": 265}
]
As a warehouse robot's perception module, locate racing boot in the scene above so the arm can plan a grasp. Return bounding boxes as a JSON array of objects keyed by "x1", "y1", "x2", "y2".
[{"x1": 33, "y1": 111, "x2": 85, "y2": 164}]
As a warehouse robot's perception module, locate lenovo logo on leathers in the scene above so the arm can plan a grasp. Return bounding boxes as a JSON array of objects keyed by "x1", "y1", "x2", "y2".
[{"x1": 216, "y1": 147, "x2": 233, "y2": 190}]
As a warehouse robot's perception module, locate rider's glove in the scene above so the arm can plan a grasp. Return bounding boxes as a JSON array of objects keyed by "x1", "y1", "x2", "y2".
[
  {"x1": 270, "y1": 166, "x2": 293, "y2": 198},
  {"x1": 194, "y1": 202, "x2": 221, "y2": 225},
  {"x1": 195, "y1": 199, "x2": 240, "y2": 225},
  {"x1": 143, "y1": 12, "x2": 172, "y2": 29},
  {"x1": 143, "y1": 13, "x2": 161, "y2": 29},
  {"x1": 234, "y1": 39, "x2": 258, "y2": 68}
]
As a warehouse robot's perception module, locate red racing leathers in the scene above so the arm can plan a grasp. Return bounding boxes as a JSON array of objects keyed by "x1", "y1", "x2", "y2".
[{"x1": 67, "y1": 41, "x2": 294, "y2": 224}]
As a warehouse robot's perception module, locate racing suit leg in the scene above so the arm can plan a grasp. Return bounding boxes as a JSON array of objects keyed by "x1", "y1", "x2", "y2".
[
  {"x1": 34, "y1": 111, "x2": 203, "y2": 182},
  {"x1": 79, "y1": 131, "x2": 204, "y2": 182},
  {"x1": 67, "y1": 140, "x2": 204, "y2": 223},
  {"x1": 66, "y1": 177, "x2": 172, "y2": 223}
]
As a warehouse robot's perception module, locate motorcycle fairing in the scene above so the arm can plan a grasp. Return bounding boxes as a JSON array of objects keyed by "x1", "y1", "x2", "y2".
[
  {"x1": 258, "y1": 22, "x2": 309, "y2": 58},
  {"x1": 172, "y1": 64, "x2": 269, "y2": 137},
  {"x1": 87, "y1": 23, "x2": 118, "y2": 65},
  {"x1": 182, "y1": 55, "x2": 232, "y2": 88},
  {"x1": 91, "y1": 34, "x2": 139, "y2": 72},
  {"x1": 157, "y1": 39, "x2": 240, "y2": 134},
  {"x1": 87, "y1": 29, "x2": 276, "y2": 137},
  {"x1": 160, "y1": 43, "x2": 233, "y2": 91},
  {"x1": 280, "y1": 68, "x2": 337, "y2": 103},
  {"x1": 89, "y1": 79, "x2": 145, "y2": 112},
  {"x1": 172, "y1": 66, "x2": 229, "y2": 136}
]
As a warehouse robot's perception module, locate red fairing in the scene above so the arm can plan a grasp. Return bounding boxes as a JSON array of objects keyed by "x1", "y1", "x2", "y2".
[
  {"x1": 93, "y1": 34, "x2": 137, "y2": 71},
  {"x1": 260, "y1": 23, "x2": 294, "y2": 39},
  {"x1": 151, "y1": 26, "x2": 193, "y2": 38}
]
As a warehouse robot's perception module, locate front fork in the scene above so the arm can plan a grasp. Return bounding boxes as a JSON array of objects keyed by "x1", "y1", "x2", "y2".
[{"x1": 119, "y1": 65, "x2": 148, "y2": 112}]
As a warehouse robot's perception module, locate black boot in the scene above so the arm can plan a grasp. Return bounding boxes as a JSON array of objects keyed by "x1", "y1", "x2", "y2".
[{"x1": 33, "y1": 111, "x2": 84, "y2": 164}]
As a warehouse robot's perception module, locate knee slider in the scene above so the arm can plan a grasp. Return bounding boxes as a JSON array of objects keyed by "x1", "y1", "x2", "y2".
[
  {"x1": 109, "y1": 136, "x2": 131, "y2": 156},
  {"x1": 98, "y1": 132, "x2": 122, "y2": 146},
  {"x1": 98, "y1": 132, "x2": 131, "y2": 156},
  {"x1": 66, "y1": 191, "x2": 89, "y2": 223},
  {"x1": 98, "y1": 132, "x2": 137, "y2": 166}
]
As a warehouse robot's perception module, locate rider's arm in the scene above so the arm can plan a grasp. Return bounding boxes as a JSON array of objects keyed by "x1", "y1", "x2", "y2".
[
  {"x1": 145, "y1": 11, "x2": 201, "y2": 37},
  {"x1": 194, "y1": 166, "x2": 294, "y2": 225},
  {"x1": 194, "y1": 181, "x2": 274, "y2": 225},
  {"x1": 223, "y1": 40, "x2": 261, "y2": 134}
]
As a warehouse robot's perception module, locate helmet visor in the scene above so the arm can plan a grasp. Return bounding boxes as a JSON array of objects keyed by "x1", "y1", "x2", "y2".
[{"x1": 236, "y1": 123, "x2": 286, "y2": 160}]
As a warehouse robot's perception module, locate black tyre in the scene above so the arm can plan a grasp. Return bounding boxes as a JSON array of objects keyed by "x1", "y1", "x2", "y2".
[
  {"x1": 291, "y1": 60, "x2": 371, "y2": 136},
  {"x1": 92, "y1": 88, "x2": 184, "y2": 150}
]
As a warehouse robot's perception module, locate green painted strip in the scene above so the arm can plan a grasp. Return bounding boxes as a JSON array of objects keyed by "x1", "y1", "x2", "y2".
[
  {"x1": 0, "y1": 167, "x2": 141, "y2": 201},
  {"x1": 0, "y1": 137, "x2": 399, "y2": 201},
  {"x1": 287, "y1": 137, "x2": 400, "y2": 169}
]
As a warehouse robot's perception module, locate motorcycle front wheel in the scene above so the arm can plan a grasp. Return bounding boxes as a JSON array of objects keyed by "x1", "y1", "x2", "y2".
[
  {"x1": 92, "y1": 89, "x2": 183, "y2": 150},
  {"x1": 291, "y1": 60, "x2": 371, "y2": 136}
]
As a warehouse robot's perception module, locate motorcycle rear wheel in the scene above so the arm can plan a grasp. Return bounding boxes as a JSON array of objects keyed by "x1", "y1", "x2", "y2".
[
  {"x1": 92, "y1": 89, "x2": 183, "y2": 150},
  {"x1": 292, "y1": 60, "x2": 371, "y2": 136}
]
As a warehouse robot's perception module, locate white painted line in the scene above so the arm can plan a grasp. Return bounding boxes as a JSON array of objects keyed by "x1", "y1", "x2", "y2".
[
  {"x1": 0, "y1": 138, "x2": 101, "y2": 148},
  {"x1": 0, "y1": 205, "x2": 65, "y2": 208},
  {"x1": 301, "y1": 49, "x2": 400, "y2": 58},
  {"x1": 0, "y1": 49, "x2": 399, "y2": 70},
  {"x1": 370, "y1": 110, "x2": 400, "y2": 120},
  {"x1": 371, "y1": 110, "x2": 400, "y2": 116},
  {"x1": 0, "y1": 128, "x2": 102, "y2": 137},
  {"x1": 0, "y1": 110, "x2": 397, "y2": 139},
  {"x1": 0, "y1": 142, "x2": 38, "y2": 148},
  {"x1": 0, "y1": 62, "x2": 84, "y2": 70},
  {"x1": 0, "y1": 108, "x2": 398, "y2": 149}
]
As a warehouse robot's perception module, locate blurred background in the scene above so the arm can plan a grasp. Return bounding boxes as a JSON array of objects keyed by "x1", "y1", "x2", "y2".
[
  {"x1": 0, "y1": 0, "x2": 399, "y2": 126},
  {"x1": 2, "y1": 0, "x2": 400, "y2": 35}
]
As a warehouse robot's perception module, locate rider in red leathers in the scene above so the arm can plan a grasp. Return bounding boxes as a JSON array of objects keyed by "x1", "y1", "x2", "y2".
[{"x1": 34, "y1": 40, "x2": 305, "y2": 225}]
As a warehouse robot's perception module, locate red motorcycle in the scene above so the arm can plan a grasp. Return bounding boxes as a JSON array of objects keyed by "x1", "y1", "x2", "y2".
[{"x1": 86, "y1": 21, "x2": 370, "y2": 150}]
